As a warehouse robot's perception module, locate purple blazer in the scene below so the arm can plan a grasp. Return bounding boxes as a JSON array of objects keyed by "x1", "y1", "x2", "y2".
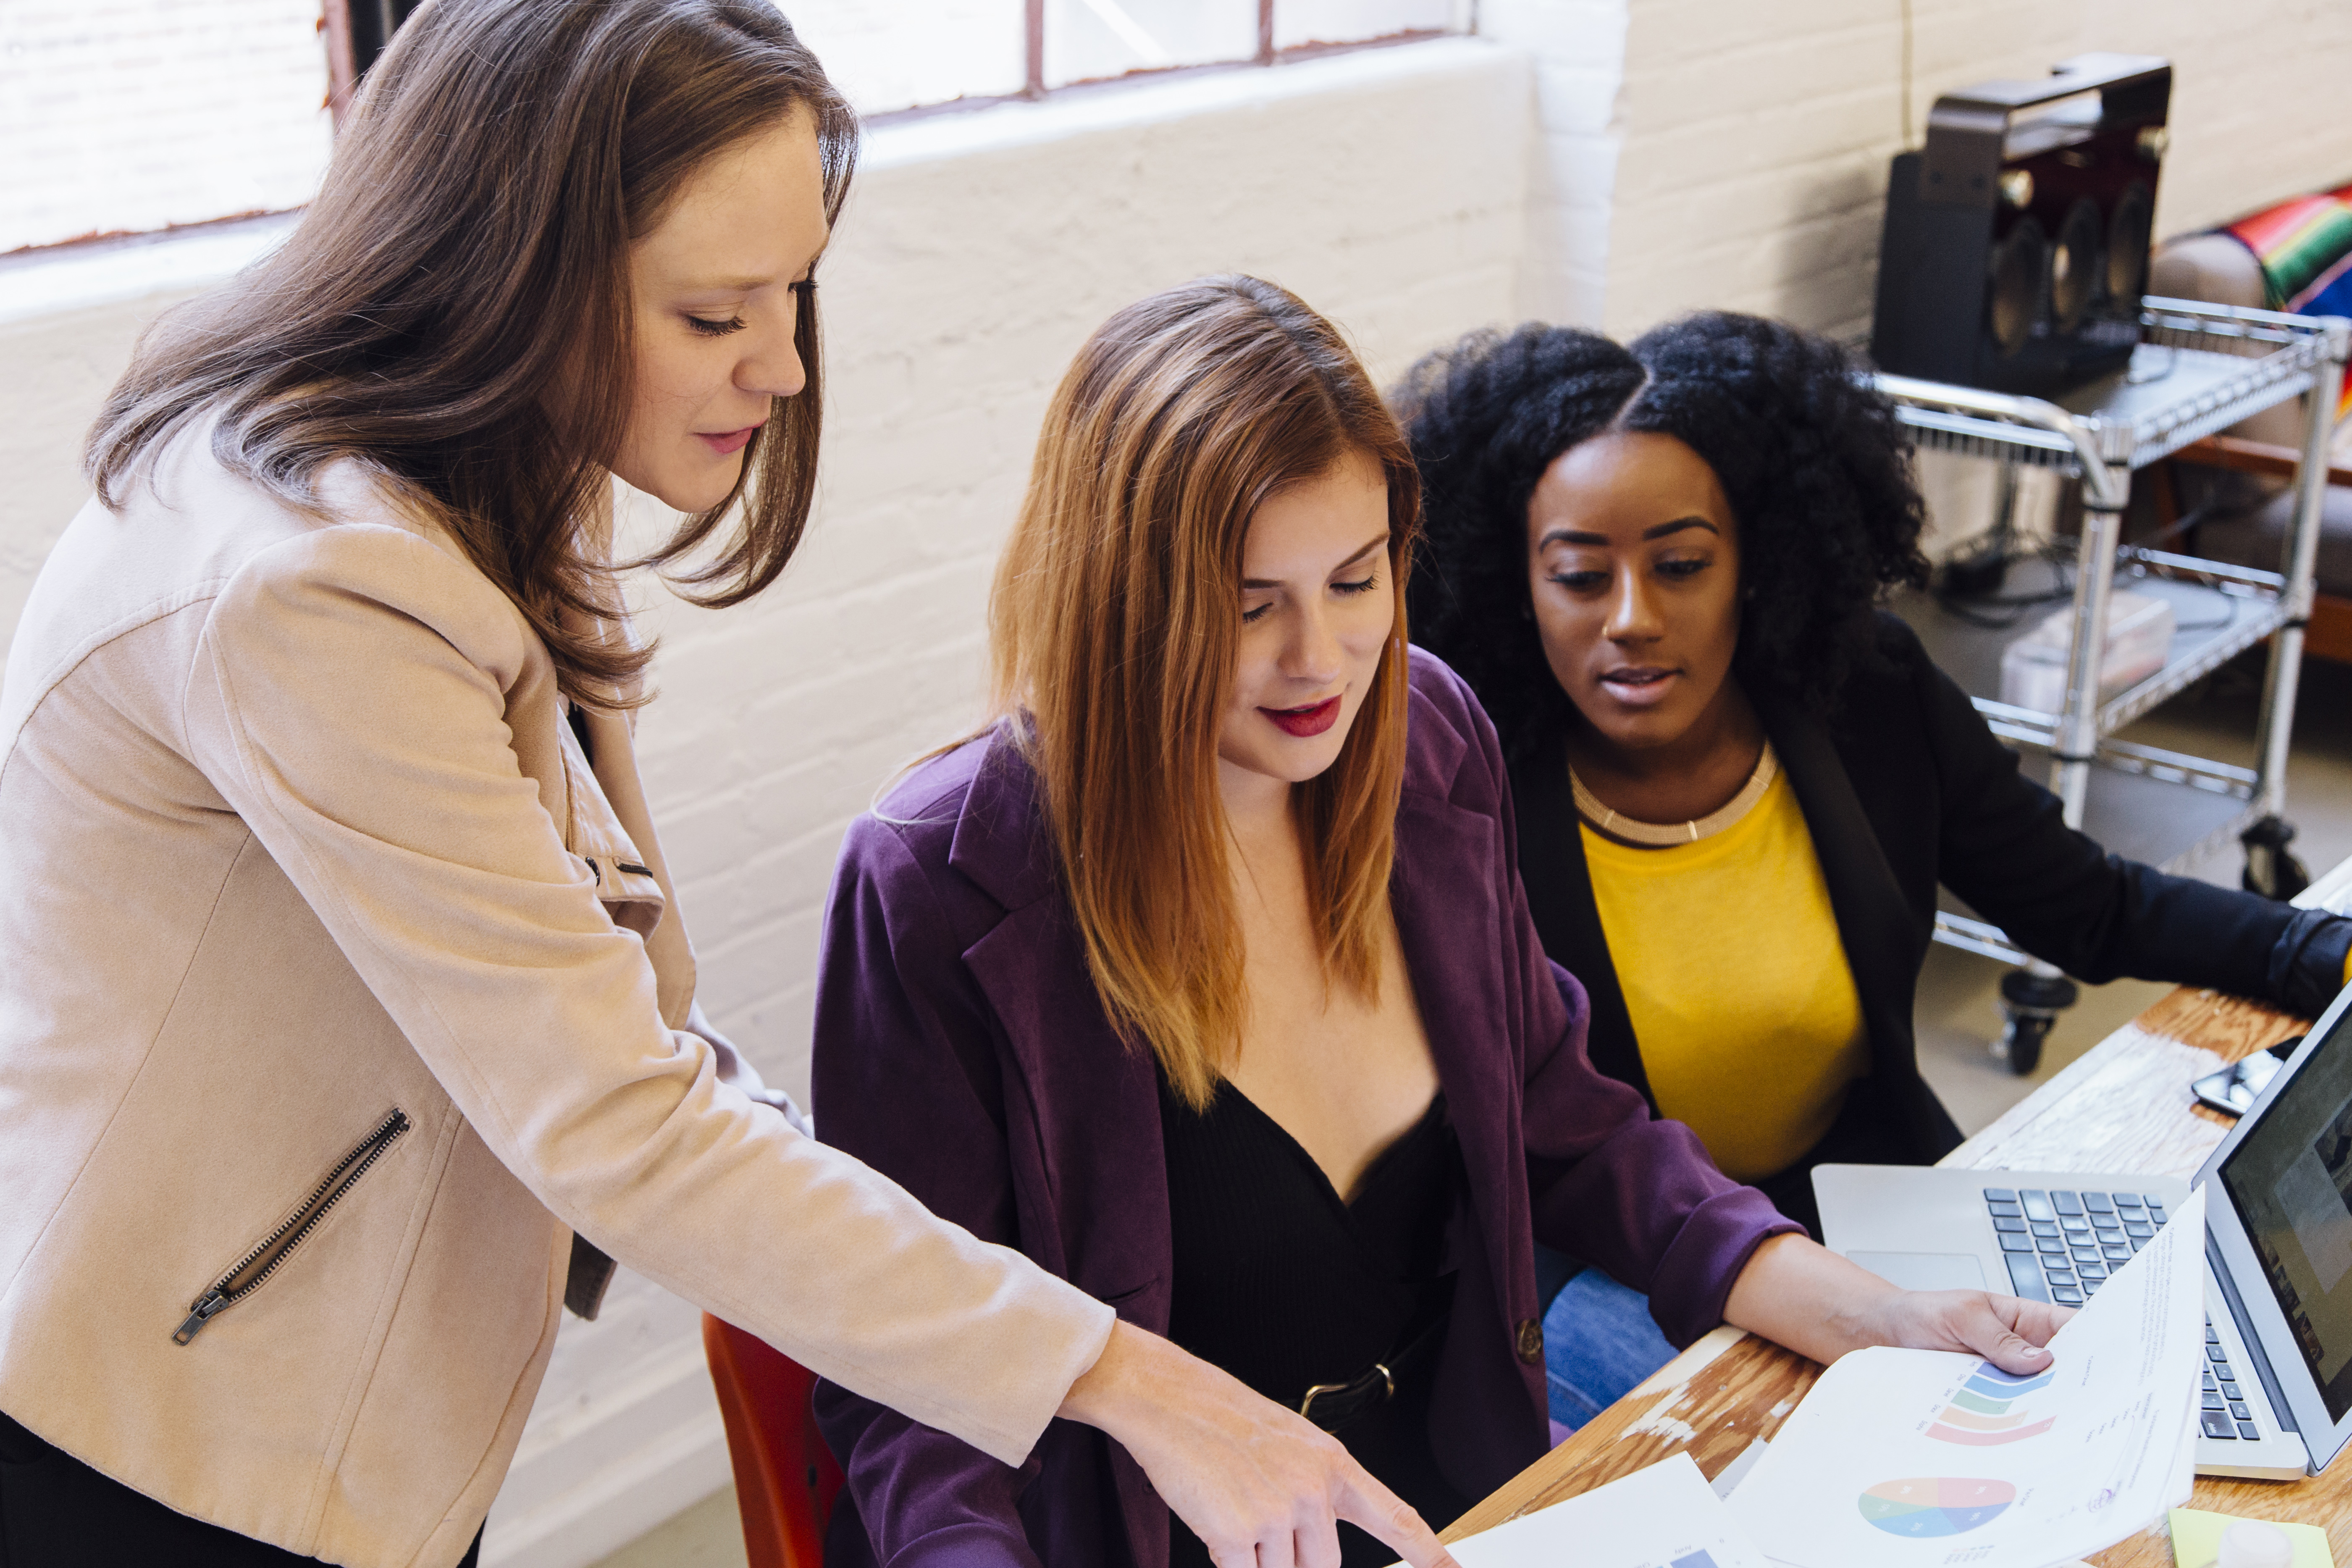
[{"x1": 809, "y1": 651, "x2": 1798, "y2": 1568}]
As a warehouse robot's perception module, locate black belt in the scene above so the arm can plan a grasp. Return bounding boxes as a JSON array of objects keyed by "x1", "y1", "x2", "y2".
[{"x1": 1296, "y1": 1313, "x2": 1449, "y2": 1434}]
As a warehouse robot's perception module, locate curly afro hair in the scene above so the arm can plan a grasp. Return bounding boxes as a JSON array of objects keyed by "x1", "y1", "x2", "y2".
[{"x1": 1397, "y1": 310, "x2": 1930, "y2": 761}]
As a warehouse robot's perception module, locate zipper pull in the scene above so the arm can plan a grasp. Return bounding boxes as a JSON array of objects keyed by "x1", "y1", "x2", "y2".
[{"x1": 173, "y1": 1289, "x2": 230, "y2": 1345}]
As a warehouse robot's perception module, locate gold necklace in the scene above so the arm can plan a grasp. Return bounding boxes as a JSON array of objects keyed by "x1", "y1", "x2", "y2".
[{"x1": 1570, "y1": 741, "x2": 1778, "y2": 848}]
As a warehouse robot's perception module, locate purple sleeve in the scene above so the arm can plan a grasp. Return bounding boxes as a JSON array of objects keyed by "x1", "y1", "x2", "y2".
[
  {"x1": 809, "y1": 815, "x2": 1045, "y2": 1568},
  {"x1": 1520, "y1": 959, "x2": 1800, "y2": 1347},
  {"x1": 1420, "y1": 656, "x2": 1802, "y2": 1348}
]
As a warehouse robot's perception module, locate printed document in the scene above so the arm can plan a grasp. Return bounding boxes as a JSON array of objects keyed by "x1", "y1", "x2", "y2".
[
  {"x1": 1416, "y1": 1452, "x2": 1771, "y2": 1568},
  {"x1": 1724, "y1": 1185, "x2": 2207, "y2": 1568}
]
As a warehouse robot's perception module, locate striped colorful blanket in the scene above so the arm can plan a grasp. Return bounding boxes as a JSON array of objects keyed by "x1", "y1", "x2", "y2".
[{"x1": 2226, "y1": 183, "x2": 2352, "y2": 419}]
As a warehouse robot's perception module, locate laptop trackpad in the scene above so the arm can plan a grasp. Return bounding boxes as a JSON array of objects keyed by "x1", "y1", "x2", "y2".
[{"x1": 1847, "y1": 1251, "x2": 1988, "y2": 1292}]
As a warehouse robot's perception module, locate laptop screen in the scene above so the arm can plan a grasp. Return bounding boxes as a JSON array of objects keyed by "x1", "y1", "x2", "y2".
[{"x1": 2217, "y1": 1016, "x2": 2352, "y2": 1424}]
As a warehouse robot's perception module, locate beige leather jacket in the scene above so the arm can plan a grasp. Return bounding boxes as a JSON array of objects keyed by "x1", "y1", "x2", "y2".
[{"x1": 0, "y1": 428, "x2": 1112, "y2": 1568}]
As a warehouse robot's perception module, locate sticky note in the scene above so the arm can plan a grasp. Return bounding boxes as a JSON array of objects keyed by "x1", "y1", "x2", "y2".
[{"x1": 2168, "y1": 1506, "x2": 2334, "y2": 1568}]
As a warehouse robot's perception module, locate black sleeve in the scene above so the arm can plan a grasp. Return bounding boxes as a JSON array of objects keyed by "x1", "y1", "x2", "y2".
[{"x1": 1917, "y1": 643, "x2": 2350, "y2": 1017}]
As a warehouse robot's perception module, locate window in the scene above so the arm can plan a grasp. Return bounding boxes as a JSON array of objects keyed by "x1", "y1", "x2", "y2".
[
  {"x1": 1273, "y1": 0, "x2": 1458, "y2": 54},
  {"x1": 0, "y1": 1, "x2": 1470, "y2": 255},
  {"x1": 797, "y1": 0, "x2": 1470, "y2": 113},
  {"x1": 1, "y1": 0, "x2": 335, "y2": 254},
  {"x1": 785, "y1": 2, "x2": 1029, "y2": 114},
  {"x1": 1042, "y1": 0, "x2": 1261, "y2": 92}
]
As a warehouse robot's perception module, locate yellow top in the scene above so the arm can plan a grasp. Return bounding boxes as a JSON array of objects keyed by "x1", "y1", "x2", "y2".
[{"x1": 1581, "y1": 769, "x2": 1868, "y2": 1182}]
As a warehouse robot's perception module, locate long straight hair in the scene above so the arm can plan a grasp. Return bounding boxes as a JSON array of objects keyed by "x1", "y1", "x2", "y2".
[
  {"x1": 85, "y1": 0, "x2": 857, "y2": 705},
  {"x1": 990, "y1": 276, "x2": 1421, "y2": 1108}
]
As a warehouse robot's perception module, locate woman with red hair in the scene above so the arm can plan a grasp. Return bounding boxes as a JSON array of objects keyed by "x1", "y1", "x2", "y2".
[{"x1": 808, "y1": 275, "x2": 2068, "y2": 1568}]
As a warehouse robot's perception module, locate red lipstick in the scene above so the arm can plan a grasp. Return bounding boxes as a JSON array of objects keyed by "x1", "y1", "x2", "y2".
[
  {"x1": 698, "y1": 425, "x2": 760, "y2": 456},
  {"x1": 1262, "y1": 696, "x2": 1341, "y2": 738}
]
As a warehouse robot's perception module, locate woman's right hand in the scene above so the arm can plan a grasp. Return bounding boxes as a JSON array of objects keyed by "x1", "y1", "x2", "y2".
[{"x1": 1059, "y1": 1321, "x2": 1462, "y2": 1568}]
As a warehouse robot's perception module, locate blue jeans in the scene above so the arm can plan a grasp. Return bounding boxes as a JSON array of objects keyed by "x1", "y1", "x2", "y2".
[{"x1": 1539, "y1": 1264, "x2": 1677, "y2": 1431}]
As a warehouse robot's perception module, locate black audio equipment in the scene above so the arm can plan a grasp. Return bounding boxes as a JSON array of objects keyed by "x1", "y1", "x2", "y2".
[
  {"x1": 1871, "y1": 53, "x2": 2171, "y2": 397},
  {"x1": 346, "y1": 0, "x2": 423, "y2": 79}
]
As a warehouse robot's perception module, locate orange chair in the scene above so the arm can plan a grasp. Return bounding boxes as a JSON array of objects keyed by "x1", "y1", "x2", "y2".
[{"x1": 704, "y1": 1313, "x2": 846, "y2": 1568}]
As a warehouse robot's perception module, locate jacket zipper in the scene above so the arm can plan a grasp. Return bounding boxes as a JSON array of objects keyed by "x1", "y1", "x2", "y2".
[{"x1": 173, "y1": 1108, "x2": 412, "y2": 1345}]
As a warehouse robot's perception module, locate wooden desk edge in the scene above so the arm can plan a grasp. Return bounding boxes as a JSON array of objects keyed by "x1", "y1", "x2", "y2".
[{"x1": 1443, "y1": 984, "x2": 2344, "y2": 1560}]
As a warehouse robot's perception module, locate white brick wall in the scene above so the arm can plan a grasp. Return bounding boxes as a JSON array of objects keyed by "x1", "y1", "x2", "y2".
[
  {"x1": 1484, "y1": 0, "x2": 1624, "y2": 326},
  {"x1": 1598, "y1": 0, "x2": 2352, "y2": 339},
  {"x1": 0, "y1": 38, "x2": 1535, "y2": 1567},
  {"x1": 6, "y1": 5, "x2": 2350, "y2": 1562},
  {"x1": 1534, "y1": 0, "x2": 2352, "y2": 554}
]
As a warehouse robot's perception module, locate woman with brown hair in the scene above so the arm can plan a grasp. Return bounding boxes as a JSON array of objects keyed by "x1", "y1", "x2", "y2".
[
  {"x1": 808, "y1": 275, "x2": 2072, "y2": 1568},
  {"x1": 0, "y1": 8, "x2": 1449, "y2": 1568}
]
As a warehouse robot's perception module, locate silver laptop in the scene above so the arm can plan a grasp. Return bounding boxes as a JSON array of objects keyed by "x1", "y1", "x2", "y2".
[{"x1": 1816, "y1": 980, "x2": 2352, "y2": 1481}]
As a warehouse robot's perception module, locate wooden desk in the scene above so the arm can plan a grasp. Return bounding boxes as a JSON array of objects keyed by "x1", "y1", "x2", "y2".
[{"x1": 1444, "y1": 985, "x2": 2349, "y2": 1562}]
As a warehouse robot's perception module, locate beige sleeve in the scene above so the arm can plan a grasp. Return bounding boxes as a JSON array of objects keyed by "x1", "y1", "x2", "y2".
[{"x1": 181, "y1": 521, "x2": 1111, "y2": 1467}]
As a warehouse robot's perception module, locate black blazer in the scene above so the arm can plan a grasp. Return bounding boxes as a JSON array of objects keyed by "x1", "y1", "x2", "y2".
[{"x1": 1511, "y1": 614, "x2": 2352, "y2": 1171}]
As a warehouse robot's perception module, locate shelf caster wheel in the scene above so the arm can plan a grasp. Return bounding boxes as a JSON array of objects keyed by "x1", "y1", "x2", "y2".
[
  {"x1": 1996, "y1": 1013, "x2": 2052, "y2": 1076},
  {"x1": 1994, "y1": 969, "x2": 2077, "y2": 1077},
  {"x1": 2242, "y1": 817, "x2": 2310, "y2": 902}
]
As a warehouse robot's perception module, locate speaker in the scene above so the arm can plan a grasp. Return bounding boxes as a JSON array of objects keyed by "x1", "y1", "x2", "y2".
[
  {"x1": 1871, "y1": 53, "x2": 2171, "y2": 397},
  {"x1": 346, "y1": 0, "x2": 424, "y2": 79}
]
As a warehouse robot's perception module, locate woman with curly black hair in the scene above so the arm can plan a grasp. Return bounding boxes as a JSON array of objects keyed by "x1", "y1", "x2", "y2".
[{"x1": 1400, "y1": 310, "x2": 2352, "y2": 1419}]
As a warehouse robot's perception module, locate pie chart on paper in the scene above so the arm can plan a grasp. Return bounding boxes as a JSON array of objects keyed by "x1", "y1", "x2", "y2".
[{"x1": 1857, "y1": 1477, "x2": 2016, "y2": 1537}]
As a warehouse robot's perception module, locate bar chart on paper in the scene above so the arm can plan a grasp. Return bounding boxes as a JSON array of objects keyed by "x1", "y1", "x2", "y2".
[{"x1": 1926, "y1": 1364, "x2": 2057, "y2": 1445}]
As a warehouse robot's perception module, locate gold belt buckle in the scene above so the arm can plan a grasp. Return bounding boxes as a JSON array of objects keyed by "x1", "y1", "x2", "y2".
[{"x1": 1297, "y1": 1362, "x2": 1396, "y2": 1425}]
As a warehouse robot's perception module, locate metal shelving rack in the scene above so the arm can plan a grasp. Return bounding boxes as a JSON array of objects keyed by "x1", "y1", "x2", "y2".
[{"x1": 1876, "y1": 297, "x2": 2350, "y2": 1071}]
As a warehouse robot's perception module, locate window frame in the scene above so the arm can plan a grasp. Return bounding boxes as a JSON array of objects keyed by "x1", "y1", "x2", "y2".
[
  {"x1": 4, "y1": 0, "x2": 1470, "y2": 257},
  {"x1": 320, "y1": 0, "x2": 1473, "y2": 124},
  {"x1": 891, "y1": 0, "x2": 1468, "y2": 123}
]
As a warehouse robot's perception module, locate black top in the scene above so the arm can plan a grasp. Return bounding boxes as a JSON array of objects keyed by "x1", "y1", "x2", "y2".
[
  {"x1": 1160, "y1": 1077, "x2": 1472, "y2": 1568},
  {"x1": 1512, "y1": 614, "x2": 2352, "y2": 1193}
]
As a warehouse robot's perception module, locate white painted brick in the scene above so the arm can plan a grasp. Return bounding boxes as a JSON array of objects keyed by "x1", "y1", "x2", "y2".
[
  {"x1": 0, "y1": 39, "x2": 1530, "y2": 1564},
  {"x1": 1484, "y1": 0, "x2": 1621, "y2": 323},
  {"x1": 10, "y1": 7, "x2": 2351, "y2": 1562},
  {"x1": 1602, "y1": 0, "x2": 2352, "y2": 337}
]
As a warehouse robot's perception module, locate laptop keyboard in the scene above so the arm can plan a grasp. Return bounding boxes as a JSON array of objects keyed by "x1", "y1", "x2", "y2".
[
  {"x1": 1981, "y1": 1187, "x2": 2261, "y2": 1444},
  {"x1": 1982, "y1": 1185, "x2": 2163, "y2": 1306},
  {"x1": 2201, "y1": 1322, "x2": 2261, "y2": 1442}
]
